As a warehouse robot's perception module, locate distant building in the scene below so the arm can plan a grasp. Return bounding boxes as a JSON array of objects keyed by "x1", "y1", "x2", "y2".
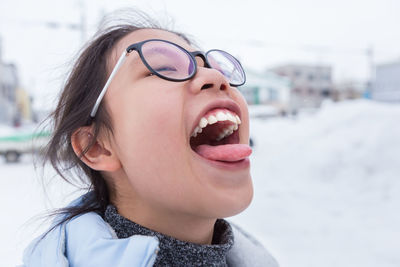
[
  {"x1": 0, "y1": 36, "x2": 20, "y2": 125},
  {"x1": 270, "y1": 64, "x2": 334, "y2": 112},
  {"x1": 16, "y1": 87, "x2": 33, "y2": 121},
  {"x1": 239, "y1": 69, "x2": 291, "y2": 115},
  {"x1": 372, "y1": 61, "x2": 400, "y2": 102}
]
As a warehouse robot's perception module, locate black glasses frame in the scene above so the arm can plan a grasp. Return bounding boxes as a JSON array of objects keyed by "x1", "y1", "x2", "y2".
[
  {"x1": 125, "y1": 39, "x2": 246, "y2": 87},
  {"x1": 90, "y1": 39, "x2": 246, "y2": 117}
]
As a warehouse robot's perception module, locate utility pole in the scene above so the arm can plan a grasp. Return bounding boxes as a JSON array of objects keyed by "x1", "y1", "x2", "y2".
[
  {"x1": 79, "y1": 0, "x2": 87, "y2": 43},
  {"x1": 37, "y1": 0, "x2": 87, "y2": 43},
  {"x1": 0, "y1": 35, "x2": 3, "y2": 63},
  {"x1": 366, "y1": 46, "x2": 374, "y2": 99}
]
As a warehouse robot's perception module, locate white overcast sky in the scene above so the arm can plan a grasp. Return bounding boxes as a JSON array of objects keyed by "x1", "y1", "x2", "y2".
[{"x1": 1, "y1": 0, "x2": 399, "y2": 108}]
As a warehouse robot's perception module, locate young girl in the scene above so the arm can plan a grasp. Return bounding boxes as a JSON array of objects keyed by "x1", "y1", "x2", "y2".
[{"x1": 22, "y1": 11, "x2": 278, "y2": 267}]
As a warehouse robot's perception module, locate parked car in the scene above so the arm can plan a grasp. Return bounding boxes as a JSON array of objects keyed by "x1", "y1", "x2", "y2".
[
  {"x1": 0, "y1": 125, "x2": 50, "y2": 163},
  {"x1": 248, "y1": 104, "x2": 281, "y2": 120}
]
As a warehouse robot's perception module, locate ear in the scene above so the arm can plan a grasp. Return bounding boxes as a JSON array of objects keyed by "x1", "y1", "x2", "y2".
[{"x1": 71, "y1": 126, "x2": 121, "y2": 172}]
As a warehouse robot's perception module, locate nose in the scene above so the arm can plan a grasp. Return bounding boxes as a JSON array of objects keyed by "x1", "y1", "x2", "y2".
[{"x1": 188, "y1": 63, "x2": 230, "y2": 94}]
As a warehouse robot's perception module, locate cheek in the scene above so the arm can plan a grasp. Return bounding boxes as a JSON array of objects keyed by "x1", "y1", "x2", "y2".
[
  {"x1": 232, "y1": 88, "x2": 250, "y2": 141},
  {"x1": 109, "y1": 84, "x2": 188, "y2": 180}
]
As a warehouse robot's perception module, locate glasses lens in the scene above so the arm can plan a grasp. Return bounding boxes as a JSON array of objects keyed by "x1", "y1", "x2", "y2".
[
  {"x1": 141, "y1": 40, "x2": 195, "y2": 80},
  {"x1": 206, "y1": 50, "x2": 245, "y2": 86}
]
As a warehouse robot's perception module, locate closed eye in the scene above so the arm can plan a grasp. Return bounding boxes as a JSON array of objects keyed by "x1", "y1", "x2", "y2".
[{"x1": 154, "y1": 66, "x2": 178, "y2": 73}]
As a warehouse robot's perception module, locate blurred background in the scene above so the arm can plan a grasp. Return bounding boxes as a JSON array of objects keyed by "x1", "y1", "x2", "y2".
[{"x1": 0, "y1": 0, "x2": 399, "y2": 266}]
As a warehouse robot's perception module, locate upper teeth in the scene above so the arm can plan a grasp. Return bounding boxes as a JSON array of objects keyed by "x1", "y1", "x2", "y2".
[{"x1": 191, "y1": 110, "x2": 241, "y2": 140}]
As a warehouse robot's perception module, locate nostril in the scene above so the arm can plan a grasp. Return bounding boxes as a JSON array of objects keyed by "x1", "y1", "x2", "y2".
[
  {"x1": 201, "y1": 84, "x2": 213, "y2": 90},
  {"x1": 200, "y1": 83, "x2": 228, "y2": 90}
]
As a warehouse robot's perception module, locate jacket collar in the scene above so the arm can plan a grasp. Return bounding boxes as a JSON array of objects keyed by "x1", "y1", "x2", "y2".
[{"x1": 22, "y1": 192, "x2": 278, "y2": 267}]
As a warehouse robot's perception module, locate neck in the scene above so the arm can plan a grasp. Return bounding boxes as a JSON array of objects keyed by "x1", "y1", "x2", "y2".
[{"x1": 110, "y1": 179, "x2": 216, "y2": 244}]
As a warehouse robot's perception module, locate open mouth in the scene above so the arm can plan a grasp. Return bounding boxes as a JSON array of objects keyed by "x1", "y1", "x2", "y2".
[{"x1": 189, "y1": 108, "x2": 251, "y2": 163}]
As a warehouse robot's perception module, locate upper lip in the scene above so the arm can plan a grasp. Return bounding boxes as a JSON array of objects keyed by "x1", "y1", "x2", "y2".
[{"x1": 190, "y1": 98, "x2": 242, "y2": 137}]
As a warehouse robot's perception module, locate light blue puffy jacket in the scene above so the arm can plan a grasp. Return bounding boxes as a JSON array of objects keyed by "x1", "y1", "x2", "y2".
[{"x1": 21, "y1": 193, "x2": 279, "y2": 267}]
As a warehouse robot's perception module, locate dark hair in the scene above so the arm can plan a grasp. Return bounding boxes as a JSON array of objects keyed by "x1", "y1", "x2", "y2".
[{"x1": 41, "y1": 10, "x2": 192, "y2": 232}]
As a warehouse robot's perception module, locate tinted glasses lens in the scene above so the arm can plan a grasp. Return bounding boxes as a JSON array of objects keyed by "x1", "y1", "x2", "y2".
[
  {"x1": 206, "y1": 50, "x2": 245, "y2": 86},
  {"x1": 141, "y1": 40, "x2": 195, "y2": 80}
]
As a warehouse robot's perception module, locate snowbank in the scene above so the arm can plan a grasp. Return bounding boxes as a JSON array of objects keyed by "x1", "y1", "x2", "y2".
[{"x1": 231, "y1": 99, "x2": 400, "y2": 267}]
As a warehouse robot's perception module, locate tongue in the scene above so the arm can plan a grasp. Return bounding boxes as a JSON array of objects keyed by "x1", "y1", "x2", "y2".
[{"x1": 194, "y1": 144, "x2": 252, "y2": 162}]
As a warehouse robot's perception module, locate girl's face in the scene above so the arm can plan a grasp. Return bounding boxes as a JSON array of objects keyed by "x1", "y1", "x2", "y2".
[{"x1": 104, "y1": 29, "x2": 253, "y2": 220}]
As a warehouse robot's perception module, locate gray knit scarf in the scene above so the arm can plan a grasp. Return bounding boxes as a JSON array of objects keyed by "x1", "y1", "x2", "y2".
[{"x1": 104, "y1": 205, "x2": 234, "y2": 267}]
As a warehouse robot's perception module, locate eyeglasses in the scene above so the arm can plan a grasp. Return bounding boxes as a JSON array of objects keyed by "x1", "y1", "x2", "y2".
[{"x1": 90, "y1": 39, "x2": 246, "y2": 117}]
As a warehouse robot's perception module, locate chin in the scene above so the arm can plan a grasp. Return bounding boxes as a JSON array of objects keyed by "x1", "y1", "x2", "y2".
[{"x1": 207, "y1": 176, "x2": 254, "y2": 219}]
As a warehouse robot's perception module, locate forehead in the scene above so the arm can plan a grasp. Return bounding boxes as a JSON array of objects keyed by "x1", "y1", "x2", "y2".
[{"x1": 110, "y1": 28, "x2": 194, "y2": 64}]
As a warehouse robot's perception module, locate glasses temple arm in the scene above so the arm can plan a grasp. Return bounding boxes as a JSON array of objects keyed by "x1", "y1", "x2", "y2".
[{"x1": 90, "y1": 50, "x2": 129, "y2": 117}]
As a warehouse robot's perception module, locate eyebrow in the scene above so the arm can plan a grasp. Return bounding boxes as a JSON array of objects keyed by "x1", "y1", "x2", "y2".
[{"x1": 143, "y1": 46, "x2": 184, "y2": 59}]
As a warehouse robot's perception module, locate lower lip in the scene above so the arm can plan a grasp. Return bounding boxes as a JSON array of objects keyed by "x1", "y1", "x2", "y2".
[{"x1": 193, "y1": 151, "x2": 250, "y2": 170}]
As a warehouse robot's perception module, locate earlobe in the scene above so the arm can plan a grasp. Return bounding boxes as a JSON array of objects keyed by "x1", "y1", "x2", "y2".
[{"x1": 71, "y1": 127, "x2": 121, "y2": 172}]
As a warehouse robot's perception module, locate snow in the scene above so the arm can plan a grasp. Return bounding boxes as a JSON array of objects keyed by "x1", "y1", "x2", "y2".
[{"x1": 1, "y1": 99, "x2": 399, "y2": 267}]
